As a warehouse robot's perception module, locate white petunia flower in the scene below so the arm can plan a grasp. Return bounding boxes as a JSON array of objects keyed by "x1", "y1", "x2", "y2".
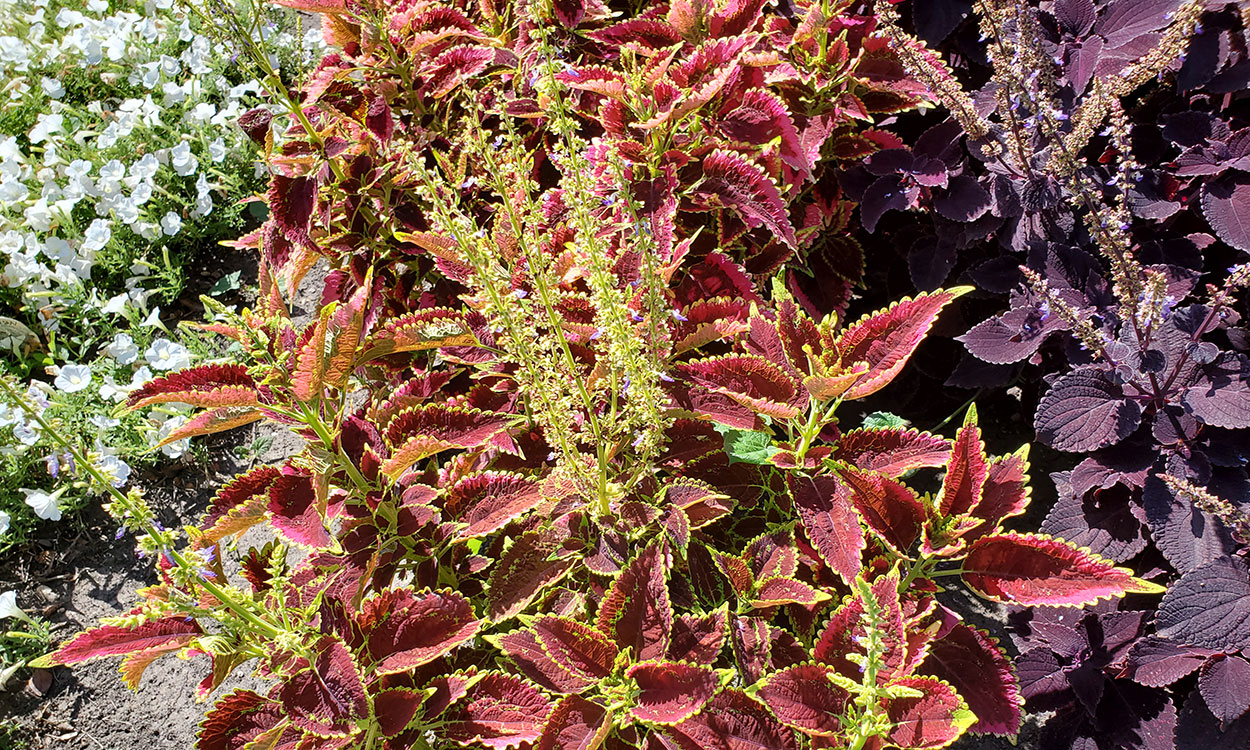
[
  {"x1": 22, "y1": 488, "x2": 61, "y2": 521},
  {"x1": 23, "y1": 199, "x2": 53, "y2": 232},
  {"x1": 88, "y1": 414, "x2": 119, "y2": 429},
  {"x1": 28, "y1": 113, "x2": 62, "y2": 143},
  {"x1": 82, "y1": 218, "x2": 111, "y2": 252},
  {"x1": 208, "y1": 137, "x2": 226, "y2": 163},
  {"x1": 160, "y1": 211, "x2": 182, "y2": 236},
  {"x1": 169, "y1": 141, "x2": 198, "y2": 176},
  {"x1": 0, "y1": 591, "x2": 24, "y2": 620},
  {"x1": 144, "y1": 338, "x2": 189, "y2": 370},
  {"x1": 139, "y1": 306, "x2": 162, "y2": 328},
  {"x1": 156, "y1": 415, "x2": 190, "y2": 458},
  {"x1": 96, "y1": 455, "x2": 130, "y2": 487},
  {"x1": 106, "y1": 332, "x2": 138, "y2": 364},
  {"x1": 128, "y1": 365, "x2": 154, "y2": 389},
  {"x1": 101, "y1": 292, "x2": 128, "y2": 314},
  {"x1": 0, "y1": 511, "x2": 9, "y2": 536},
  {"x1": 54, "y1": 363, "x2": 92, "y2": 392},
  {"x1": 40, "y1": 76, "x2": 64, "y2": 99}
]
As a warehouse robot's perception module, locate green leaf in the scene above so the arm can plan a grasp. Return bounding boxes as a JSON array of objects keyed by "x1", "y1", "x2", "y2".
[
  {"x1": 208, "y1": 271, "x2": 243, "y2": 297},
  {"x1": 714, "y1": 425, "x2": 778, "y2": 465},
  {"x1": 862, "y1": 411, "x2": 909, "y2": 430}
]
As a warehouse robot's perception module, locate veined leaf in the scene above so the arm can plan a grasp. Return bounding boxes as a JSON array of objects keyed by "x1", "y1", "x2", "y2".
[
  {"x1": 627, "y1": 661, "x2": 720, "y2": 725},
  {"x1": 126, "y1": 364, "x2": 257, "y2": 410}
]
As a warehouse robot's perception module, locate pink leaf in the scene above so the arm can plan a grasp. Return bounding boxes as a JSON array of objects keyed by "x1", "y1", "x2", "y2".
[
  {"x1": 937, "y1": 404, "x2": 988, "y2": 518},
  {"x1": 277, "y1": 636, "x2": 368, "y2": 737},
  {"x1": 357, "y1": 588, "x2": 480, "y2": 674},
  {"x1": 51, "y1": 617, "x2": 201, "y2": 665},
  {"x1": 627, "y1": 661, "x2": 719, "y2": 725},
  {"x1": 692, "y1": 150, "x2": 797, "y2": 248},
  {"x1": 755, "y1": 663, "x2": 849, "y2": 736},
  {"x1": 443, "y1": 673, "x2": 553, "y2": 749},
  {"x1": 596, "y1": 542, "x2": 673, "y2": 662},
  {"x1": 786, "y1": 474, "x2": 864, "y2": 586},
  {"x1": 267, "y1": 469, "x2": 330, "y2": 548},
  {"x1": 833, "y1": 428, "x2": 951, "y2": 476},
  {"x1": 443, "y1": 472, "x2": 543, "y2": 539}
]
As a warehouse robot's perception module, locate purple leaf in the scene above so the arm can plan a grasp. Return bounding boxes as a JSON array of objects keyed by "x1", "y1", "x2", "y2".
[
  {"x1": 1095, "y1": 0, "x2": 1184, "y2": 48},
  {"x1": 960, "y1": 303, "x2": 1066, "y2": 365},
  {"x1": 860, "y1": 175, "x2": 911, "y2": 233},
  {"x1": 1053, "y1": 0, "x2": 1096, "y2": 36},
  {"x1": 1202, "y1": 176, "x2": 1250, "y2": 252},
  {"x1": 1183, "y1": 353, "x2": 1250, "y2": 429},
  {"x1": 934, "y1": 175, "x2": 991, "y2": 222},
  {"x1": 1176, "y1": 689, "x2": 1250, "y2": 750},
  {"x1": 1035, "y1": 367, "x2": 1143, "y2": 452},
  {"x1": 1157, "y1": 557, "x2": 1250, "y2": 650},
  {"x1": 1199, "y1": 655, "x2": 1250, "y2": 725},
  {"x1": 1123, "y1": 637, "x2": 1217, "y2": 688},
  {"x1": 1041, "y1": 476, "x2": 1146, "y2": 562},
  {"x1": 1143, "y1": 475, "x2": 1236, "y2": 573}
]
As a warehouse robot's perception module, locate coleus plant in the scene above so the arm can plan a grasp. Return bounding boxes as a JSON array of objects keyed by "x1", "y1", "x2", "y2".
[{"x1": 20, "y1": 0, "x2": 1166, "y2": 749}]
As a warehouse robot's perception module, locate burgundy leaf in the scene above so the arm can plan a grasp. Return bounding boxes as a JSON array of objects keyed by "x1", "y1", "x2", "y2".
[
  {"x1": 487, "y1": 528, "x2": 573, "y2": 621},
  {"x1": 921, "y1": 624, "x2": 1023, "y2": 738},
  {"x1": 596, "y1": 542, "x2": 673, "y2": 662},
  {"x1": 1123, "y1": 637, "x2": 1217, "y2": 688},
  {"x1": 443, "y1": 472, "x2": 542, "y2": 539},
  {"x1": 374, "y1": 687, "x2": 426, "y2": 738},
  {"x1": 1198, "y1": 655, "x2": 1250, "y2": 725},
  {"x1": 860, "y1": 175, "x2": 911, "y2": 233},
  {"x1": 443, "y1": 673, "x2": 552, "y2": 750},
  {"x1": 357, "y1": 588, "x2": 480, "y2": 674},
  {"x1": 50, "y1": 617, "x2": 201, "y2": 665},
  {"x1": 1034, "y1": 367, "x2": 1143, "y2": 452},
  {"x1": 197, "y1": 690, "x2": 289, "y2": 750},
  {"x1": 832, "y1": 428, "x2": 951, "y2": 477},
  {"x1": 126, "y1": 364, "x2": 257, "y2": 409},
  {"x1": 785, "y1": 474, "x2": 865, "y2": 586},
  {"x1": 537, "y1": 695, "x2": 610, "y2": 750},
  {"x1": 937, "y1": 404, "x2": 988, "y2": 518},
  {"x1": 750, "y1": 577, "x2": 832, "y2": 608},
  {"x1": 883, "y1": 676, "x2": 974, "y2": 749},
  {"x1": 626, "y1": 661, "x2": 719, "y2": 725},
  {"x1": 678, "y1": 354, "x2": 803, "y2": 420},
  {"x1": 267, "y1": 469, "x2": 330, "y2": 548},
  {"x1": 277, "y1": 636, "x2": 368, "y2": 736},
  {"x1": 660, "y1": 689, "x2": 798, "y2": 750},
  {"x1": 755, "y1": 663, "x2": 849, "y2": 736},
  {"x1": 531, "y1": 616, "x2": 617, "y2": 683},
  {"x1": 382, "y1": 404, "x2": 513, "y2": 478},
  {"x1": 934, "y1": 175, "x2": 991, "y2": 222},
  {"x1": 692, "y1": 150, "x2": 797, "y2": 248},
  {"x1": 1142, "y1": 475, "x2": 1235, "y2": 573},
  {"x1": 668, "y1": 609, "x2": 727, "y2": 666},
  {"x1": 836, "y1": 466, "x2": 926, "y2": 554},
  {"x1": 493, "y1": 629, "x2": 592, "y2": 694}
]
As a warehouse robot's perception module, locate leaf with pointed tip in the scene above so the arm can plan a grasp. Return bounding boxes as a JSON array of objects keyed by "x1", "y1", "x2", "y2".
[
  {"x1": 443, "y1": 472, "x2": 542, "y2": 539},
  {"x1": 1035, "y1": 367, "x2": 1143, "y2": 452},
  {"x1": 49, "y1": 617, "x2": 201, "y2": 665},
  {"x1": 196, "y1": 690, "x2": 289, "y2": 750},
  {"x1": 751, "y1": 577, "x2": 831, "y2": 608},
  {"x1": 1156, "y1": 558, "x2": 1250, "y2": 650},
  {"x1": 1199, "y1": 655, "x2": 1250, "y2": 725},
  {"x1": 661, "y1": 688, "x2": 798, "y2": 750},
  {"x1": 966, "y1": 447, "x2": 1031, "y2": 540},
  {"x1": 278, "y1": 636, "x2": 368, "y2": 736},
  {"x1": 833, "y1": 428, "x2": 951, "y2": 477},
  {"x1": 443, "y1": 673, "x2": 552, "y2": 750},
  {"x1": 1202, "y1": 175, "x2": 1250, "y2": 252},
  {"x1": 204, "y1": 466, "x2": 280, "y2": 529},
  {"x1": 126, "y1": 364, "x2": 258, "y2": 409},
  {"x1": 1183, "y1": 353, "x2": 1250, "y2": 429},
  {"x1": 291, "y1": 312, "x2": 331, "y2": 402},
  {"x1": 836, "y1": 466, "x2": 926, "y2": 554},
  {"x1": 813, "y1": 570, "x2": 907, "y2": 682},
  {"x1": 669, "y1": 609, "x2": 727, "y2": 666},
  {"x1": 961, "y1": 533, "x2": 1163, "y2": 606},
  {"x1": 883, "y1": 676, "x2": 975, "y2": 749},
  {"x1": 357, "y1": 588, "x2": 480, "y2": 675},
  {"x1": 665, "y1": 478, "x2": 734, "y2": 529},
  {"x1": 755, "y1": 663, "x2": 850, "y2": 736},
  {"x1": 627, "y1": 661, "x2": 719, "y2": 725},
  {"x1": 742, "y1": 528, "x2": 798, "y2": 580},
  {"x1": 532, "y1": 616, "x2": 617, "y2": 683},
  {"x1": 159, "y1": 407, "x2": 264, "y2": 447},
  {"x1": 692, "y1": 150, "x2": 797, "y2": 248},
  {"x1": 267, "y1": 469, "x2": 330, "y2": 548},
  {"x1": 921, "y1": 624, "x2": 1022, "y2": 738},
  {"x1": 1123, "y1": 637, "x2": 1218, "y2": 688},
  {"x1": 597, "y1": 543, "x2": 673, "y2": 662},
  {"x1": 358, "y1": 308, "x2": 475, "y2": 362},
  {"x1": 649, "y1": 37, "x2": 753, "y2": 128},
  {"x1": 487, "y1": 528, "x2": 574, "y2": 621},
  {"x1": 424, "y1": 44, "x2": 496, "y2": 98},
  {"x1": 836, "y1": 288, "x2": 971, "y2": 399},
  {"x1": 680, "y1": 355, "x2": 803, "y2": 420},
  {"x1": 382, "y1": 404, "x2": 513, "y2": 478},
  {"x1": 786, "y1": 474, "x2": 864, "y2": 586},
  {"x1": 716, "y1": 89, "x2": 806, "y2": 174},
  {"x1": 537, "y1": 695, "x2": 611, "y2": 750},
  {"x1": 673, "y1": 298, "x2": 753, "y2": 354},
  {"x1": 374, "y1": 687, "x2": 427, "y2": 738},
  {"x1": 493, "y1": 629, "x2": 591, "y2": 694},
  {"x1": 938, "y1": 406, "x2": 988, "y2": 518}
]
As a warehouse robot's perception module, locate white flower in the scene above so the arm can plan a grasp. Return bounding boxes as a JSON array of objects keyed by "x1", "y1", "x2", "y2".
[
  {"x1": 160, "y1": 211, "x2": 182, "y2": 236},
  {"x1": 54, "y1": 363, "x2": 92, "y2": 392},
  {"x1": 156, "y1": 415, "x2": 190, "y2": 457},
  {"x1": 82, "y1": 218, "x2": 111, "y2": 252},
  {"x1": 139, "y1": 306, "x2": 163, "y2": 328},
  {"x1": 128, "y1": 365, "x2": 154, "y2": 390},
  {"x1": 88, "y1": 414, "x2": 119, "y2": 429},
  {"x1": 0, "y1": 591, "x2": 24, "y2": 620},
  {"x1": 29, "y1": 113, "x2": 63, "y2": 144},
  {"x1": 101, "y1": 292, "x2": 128, "y2": 314},
  {"x1": 96, "y1": 455, "x2": 130, "y2": 487},
  {"x1": 22, "y1": 488, "x2": 61, "y2": 521},
  {"x1": 129, "y1": 153, "x2": 159, "y2": 181},
  {"x1": 41, "y1": 76, "x2": 64, "y2": 99},
  {"x1": 144, "y1": 338, "x2": 189, "y2": 370},
  {"x1": 106, "y1": 333, "x2": 138, "y2": 364},
  {"x1": 170, "y1": 141, "x2": 198, "y2": 176},
  {"x1": 13, "y1": 421, "x2": 39, "y2": 445},
  {"x1": 208, "y1": 137, "x2": 226, "y2": 162},
  {"x1": 23, "y1": 199, "x2": 53, "y2": 232},
  {"x1": 0, "y1": 511, "x2": 9, "y2": 536}
]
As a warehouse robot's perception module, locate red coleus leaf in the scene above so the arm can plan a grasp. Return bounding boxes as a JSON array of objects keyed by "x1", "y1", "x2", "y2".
[
  {"x1": 835, "y1": 287, "x2": 971, "y2": 400},
  {"x1": 835, "y1": 465, "x2": 926, "y2": 554},
  {"x1": 673, "y1": 297, "x2": 753, "y2": 355},
  {"x1": 786, "y1": 474, "x2": 865, "y2": 586},
  {"x1": 692, "y1": 150, "x2": 797, "y2": 249},
  {"x1": 626, "y1": 661, "x2": 720, "y2": 725},
  {"x1": 197, "y1": 690, "x2": 290, "y2": 750},
  {"x1": 966, "y1": 446, "x2": 1031, "y2": 540},
  {"x1": 487, "y1": 527, "x2": 574, "y2": 621},
  {"x1": 531, "y1": 615, "x2": 618, "y2": 683},
  {"x1": 832, "y1": 427, "x2": 951, "y2": 477},
  {"x1": 158, "y1": 407, "x2": 264, "y2": 446},
  {"x1": 277, "y1": 636, "x2": 368, "y2": 737},
  {"x1": 813, "y1": 570, "x2": 908, "y2": 683},
  {"x1": 716, "y1": 88, "x2": 807, "y2": 175},
  {"x1": 381, "y1": 404, "x2": 514, "y2": 478},
  {"x1": 680, "y1": 354, "x2": 803, "y2": 421},
  {"x1": 664, "y1": 478, "x2": 734, "y2": 529},
  {"x1": 267, "y1": 468, "x2": 331, "y2": 548},
  {"x1": 204, "y1": 465, "x2": 280, "y2": 529},
  {"x1": 883, "y1": 676, "x2": 975, "y2": 749},
  {"x1": 49, "y1": 616, "x2": 201, "y2": 665},
  {"x1": 537, "y1": 695, "x2": 611, "y2": 750},
  {"x1": 660, "y1": 688, "x2": 799, "y2": 750},
  {"x1": 268, "y1": 174, "x2": 316, "y2": 248},
  {"x1": 668, "y1": 608, "x2": 728, "y2": 666},
  {"x1": 442, "y1": 673, "x2": 553, "y2": 750},
  {"x1": 493, "y1": 629, "x2": 593, "y2": 694},
  {"x1": 443, "y1": 472, "x2": 543, "y2": 538},
  {"x1": 937, "y1": 404, "x2": 988, "y2": 519},
  {"x1": 597, "y1": 542, "x2": 674, "y2": 662},
  {"x1": 374, "y1": 687, "x2": 427, "y2": 738},
  {"x1": 961, "y1": 533, "x2": 1164, "y2": 606},
  {"x1": 358, "y1": 307, "x2": 475, "y2": 362},
  {"x1": 921, "y1": 623, "x2": 1023, "y2": 738},
  {"x1": 710, "y1": 547, "x2": 755, "y2": 597},
  {"x1": 357, "y1": 588, "x2": 480, "y2": 674},
  {"x1": 423, "y1": 44, "x2": 496, "y2": 98},
  {"x1": 750, "y1": 577, "x2": 832, "y2": 608},
  {"x1": 742, "y1": 527, "x2": 799, "y2": 580},
  {"x1": 756, "y1": 663, "x2": 850, "y2": 736},
  {"x1": 126, "y1": 363, "x2": 258, "y2": 409}
]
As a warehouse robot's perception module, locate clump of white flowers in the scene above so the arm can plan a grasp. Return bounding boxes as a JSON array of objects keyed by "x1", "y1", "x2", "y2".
[{"x1": 0, "y1": 0, "x2": 325, "y2": 544}]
